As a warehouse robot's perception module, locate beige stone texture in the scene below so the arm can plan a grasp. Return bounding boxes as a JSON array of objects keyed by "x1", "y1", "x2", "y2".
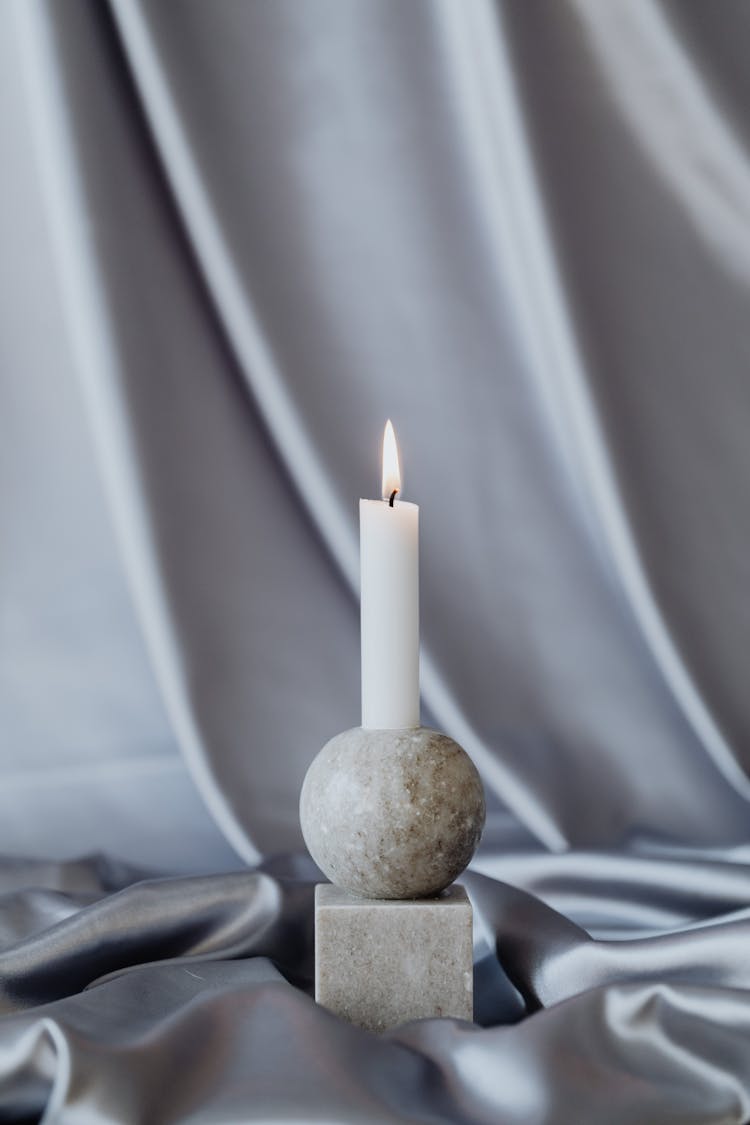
[
  {"x1": 300, "y1": 727, "x2": 485, "y2": 899},
  {"x1": 315, "y1": 883, "x2": 474, "y2": 1032}
]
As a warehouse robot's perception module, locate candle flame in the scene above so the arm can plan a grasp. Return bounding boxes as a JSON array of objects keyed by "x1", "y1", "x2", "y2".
[{"x1": 381, "y1": 419, "x2": 401, "y2": 501}]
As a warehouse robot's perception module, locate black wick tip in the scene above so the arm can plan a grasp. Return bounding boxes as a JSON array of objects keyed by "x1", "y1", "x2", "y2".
[{"x1": 389, "y1": 490, "x2": 398, "y2": 507}]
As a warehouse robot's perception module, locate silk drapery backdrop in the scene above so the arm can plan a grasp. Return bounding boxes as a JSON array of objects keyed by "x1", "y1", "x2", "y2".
[{"x1": 2, "y1": 0, "x2": 750, "y2": 1121}]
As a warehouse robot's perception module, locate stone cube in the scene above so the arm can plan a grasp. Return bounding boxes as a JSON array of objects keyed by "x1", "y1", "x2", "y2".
[{"x1": 315, "y1": 883, "x2": 473, "y2": 1032}]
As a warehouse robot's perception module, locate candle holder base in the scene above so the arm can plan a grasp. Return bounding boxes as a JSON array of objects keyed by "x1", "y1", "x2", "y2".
[{"x1": 314, "y1": 882, "x2": 473, "y2": 1033}]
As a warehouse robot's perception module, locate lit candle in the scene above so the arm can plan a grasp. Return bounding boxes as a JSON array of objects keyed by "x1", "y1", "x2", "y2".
[{"x1": 359, "y1": 421, "x2": 420, "y2": 729}]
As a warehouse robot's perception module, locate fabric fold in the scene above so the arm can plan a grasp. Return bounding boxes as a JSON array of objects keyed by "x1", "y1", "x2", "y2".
[{"x1": 2, "y1": 855, "x2": 750, "y2": 1123}]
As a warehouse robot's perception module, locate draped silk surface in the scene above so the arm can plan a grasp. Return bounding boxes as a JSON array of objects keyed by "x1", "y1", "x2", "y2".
[{"x1": 2, "y1": 0, "x2": 750, "y2": 1121}]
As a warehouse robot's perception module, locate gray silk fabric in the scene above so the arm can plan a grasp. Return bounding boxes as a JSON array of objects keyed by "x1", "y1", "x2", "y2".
[
  {"x1": 2, "y1": 0, "x2": 750, "y2": 1121},
  {"x1": 3, "y1": 854, "x2": 750, "y2": 1123}
]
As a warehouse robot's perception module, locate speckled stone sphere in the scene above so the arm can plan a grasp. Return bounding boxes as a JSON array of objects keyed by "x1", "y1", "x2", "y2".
[{"x1": 299, "y1": 727, "x2": 486, "y2": 899}]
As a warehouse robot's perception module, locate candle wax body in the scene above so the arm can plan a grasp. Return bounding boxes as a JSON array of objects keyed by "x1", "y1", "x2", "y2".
[{"x1": 359, "y1": 499, "x2": 419, "y2": 729}]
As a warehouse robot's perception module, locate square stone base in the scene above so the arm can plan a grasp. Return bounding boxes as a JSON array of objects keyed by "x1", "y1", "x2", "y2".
[{"x1": 315, "y1": 883, "x2": 473, "y2": 1032}]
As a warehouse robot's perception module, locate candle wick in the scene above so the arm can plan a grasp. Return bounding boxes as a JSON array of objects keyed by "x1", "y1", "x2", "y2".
[{"x1": 389, "y1": 490, "x2": 398, "y2": 508}]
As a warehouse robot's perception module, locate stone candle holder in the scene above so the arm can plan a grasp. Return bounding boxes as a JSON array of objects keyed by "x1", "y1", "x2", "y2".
[{"x1": 300, "y1": 726, "x2": 486, "y2": 1031}]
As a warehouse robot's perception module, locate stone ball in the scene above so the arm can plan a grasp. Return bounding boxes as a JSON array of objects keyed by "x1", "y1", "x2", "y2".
[{"x1": 299, "y1": 727, "x2": 486, "y2": 899}]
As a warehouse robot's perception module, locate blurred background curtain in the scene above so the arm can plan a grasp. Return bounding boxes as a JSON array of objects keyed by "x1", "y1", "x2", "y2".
[{"x1": 2, "y1": 0, "x2": 750, "y2": 877}]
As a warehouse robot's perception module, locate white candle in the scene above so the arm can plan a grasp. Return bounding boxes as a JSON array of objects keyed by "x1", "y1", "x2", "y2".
[{"x1": 360, "y1": 420, "x2": 420, "y2": 729}]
